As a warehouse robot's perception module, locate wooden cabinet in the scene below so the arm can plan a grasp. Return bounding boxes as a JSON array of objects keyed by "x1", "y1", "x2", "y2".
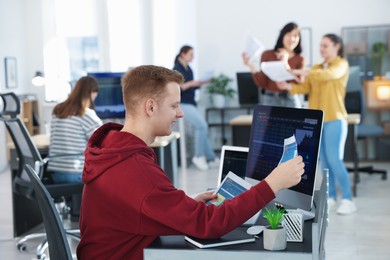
[{"x1": 20, "y1": 98, "x2": 40, "y2": 135}]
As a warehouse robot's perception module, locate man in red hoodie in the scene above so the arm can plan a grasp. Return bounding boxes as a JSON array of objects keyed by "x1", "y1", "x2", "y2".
[{"x1": 76, "y1": 65, "x2": 304, "y2": 259}]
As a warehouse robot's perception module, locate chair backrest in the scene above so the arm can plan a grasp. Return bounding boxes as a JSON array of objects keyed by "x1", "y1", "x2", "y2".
[
  {"x1": 345, "y1": 66, "x2": 366, "y2": 121},
  {"x1": 0, "y1": 93, "x2": 43, "y2": 198},
  {"x1": 24, "y1": 164, "x2": 73, "y2": 260},
  {"x1": 0, "y1": 92, "x2": 21, "y2": 117}
]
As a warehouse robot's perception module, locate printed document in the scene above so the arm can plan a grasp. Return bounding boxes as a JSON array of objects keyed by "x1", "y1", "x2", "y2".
[
  {"x1": 278, "y1": 135, "x2": 298, "y2": 165},
  {"x1": 243, "y1": 31, "x2": 264, "y2": 61},
  {"x1": 199, "y1": 70, "x2": 214, "y2": 81},
  {"x1": 261, "y1": 61, "x2": 294, "y2": 81},
  {"x1": 206, "y1": 171, "x2": 252, "y2": 206}
]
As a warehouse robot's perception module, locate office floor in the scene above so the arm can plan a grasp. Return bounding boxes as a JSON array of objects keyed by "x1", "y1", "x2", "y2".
[{"x1": 0, "y1": 161, "x2": 389, "y2": 260}]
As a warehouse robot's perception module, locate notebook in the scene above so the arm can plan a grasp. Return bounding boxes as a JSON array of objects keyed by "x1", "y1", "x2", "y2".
[
  {"x1": 185, "y1": 228, "x2": 255, "y2": 249},
  {"x1": 216, "y1": 146, "x2": 260, "y2": 226}
]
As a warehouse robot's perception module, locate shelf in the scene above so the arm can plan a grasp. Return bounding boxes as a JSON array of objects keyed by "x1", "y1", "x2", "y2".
[
  {"x1": 342, "y1": 24, "x2": 390, "y2": 80},
  {"x1": 206, "y1": 106, "x2": 254, "y2": 150}
]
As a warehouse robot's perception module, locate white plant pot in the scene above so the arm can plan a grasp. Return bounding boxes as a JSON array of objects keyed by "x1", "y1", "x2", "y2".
[
  {"x1": 263, "y1": 226, "x2": 287, "y2": 251},
  {"x1": 212, "y1": 94, "x2": 225, "y2": 108}
]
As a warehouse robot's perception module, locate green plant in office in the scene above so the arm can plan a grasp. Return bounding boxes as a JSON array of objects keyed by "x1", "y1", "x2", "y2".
[
  {"x1": 262, "y1": 206, "x2": 285, "y2": 229},
  {"x1": 262, "y1": 206, "x2": 287, "y2": 251},
  {"x1": 371, "y1": 42, "x2": 388, "y2": 77},
  {"x1": 206, "y1": 74, "x2": 235, "y2": 98}
]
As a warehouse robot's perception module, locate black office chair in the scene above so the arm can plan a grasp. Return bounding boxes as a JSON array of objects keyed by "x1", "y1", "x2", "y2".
[
  {"x1": 344, "y1": 66, "x2": 387, "y2": 181},
  {"x1": 24, "y1": 164, "x2": 75, "y2": 260},
  {"x1": 0, "y1": 92, "x2": 82, "y2": 258}
]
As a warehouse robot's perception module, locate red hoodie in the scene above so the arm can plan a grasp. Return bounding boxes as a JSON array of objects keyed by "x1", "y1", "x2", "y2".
[{"x1": 76, "y1": 123, "x2": 275, "y2": 259}]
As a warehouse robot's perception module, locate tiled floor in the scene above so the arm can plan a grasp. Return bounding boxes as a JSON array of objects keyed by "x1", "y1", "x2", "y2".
[{"x1": 0, "y1": 161, "x2": 389, "y2": 259}]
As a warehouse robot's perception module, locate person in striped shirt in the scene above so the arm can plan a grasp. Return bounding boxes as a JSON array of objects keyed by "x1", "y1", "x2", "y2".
[{"x1": 48, "y1": 76, "x2": 103, "y2": 184}]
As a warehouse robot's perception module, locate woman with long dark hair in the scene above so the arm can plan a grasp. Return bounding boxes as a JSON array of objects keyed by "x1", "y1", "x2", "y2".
[
  {"x1": 277, "y1": 34, "x2": 357, "y2": 215},
  {"x1": 243, "y1": 22, "x2": 305, "y2": 107},
  {"x1": 48, "y1": 76, "x2": 103, "y2": 183}
]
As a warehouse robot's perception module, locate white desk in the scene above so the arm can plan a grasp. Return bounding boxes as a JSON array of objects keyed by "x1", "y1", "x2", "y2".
[
  {"x1": 151, "y1": 132, "x2": 180, "y2": 186},
  {"x1": 144, "y1": 171, "x2": 329, "y2": 260}
]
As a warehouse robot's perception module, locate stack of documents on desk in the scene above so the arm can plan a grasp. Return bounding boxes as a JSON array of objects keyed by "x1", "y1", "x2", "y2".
[{"x1": 185, "y1": 228, "x2": 255, "y2": 248}]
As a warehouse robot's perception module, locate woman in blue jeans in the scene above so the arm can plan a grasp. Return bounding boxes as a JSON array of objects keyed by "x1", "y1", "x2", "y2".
[
  {"x1": 277, "y1": 34, "x2": 356, "y2": 215},
  {"x1": 320, "y1": 120, "x2": 353, "y2": 204},
  {"x1": 173, "y1": 45, "x2": 218, "y2": 170}
]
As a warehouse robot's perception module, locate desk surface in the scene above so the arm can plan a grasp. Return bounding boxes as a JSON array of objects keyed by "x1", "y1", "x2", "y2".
[
  {"x1": 145, "y1": 158, "x2": 329, "y2": 260},
  {"x1": 145, "y1": 222, "x2": 313, "y2": 260},
  {"x1": 229, "y1": 113, "x2": 361, "y2": 126}
]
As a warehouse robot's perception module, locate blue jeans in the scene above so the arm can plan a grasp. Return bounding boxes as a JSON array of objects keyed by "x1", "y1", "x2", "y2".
[
  {"x1": 181, "y1": 103, "x2": 216, "y2": 160},
  {"x1": 320, "y1": 119, "x2": 352, "y2": 200},
  {"x1": 51, "y1": 172, "x2": 82, "y2": 184}
]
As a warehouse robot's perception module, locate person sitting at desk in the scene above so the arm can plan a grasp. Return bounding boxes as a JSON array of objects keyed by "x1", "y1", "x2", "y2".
[
  {"x1": 48, "y1": 76, "x2": 102, "y2": 220},
  {"x1": 76, "y1": 65, "x2": 305, "y2": 260},
  {"x1": 48, "y1": 76, "x2": 103, "y2": 183}
]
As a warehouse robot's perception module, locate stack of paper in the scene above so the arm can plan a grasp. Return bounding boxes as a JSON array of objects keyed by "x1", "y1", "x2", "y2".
[{"x1": 260, "y1": 61, "x2": 294, "y2": 81}]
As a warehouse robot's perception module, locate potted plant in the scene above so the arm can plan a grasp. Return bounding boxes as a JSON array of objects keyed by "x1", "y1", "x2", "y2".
[
  {"x1": 206, "y1": 74, "x2": 235, "y2": 108},
  {"x1": 262, "y1": 206, "x2": 287, "y2": 250},
  {"x1": 371, "y1": 42, "x2": 388, "y2": 78}
]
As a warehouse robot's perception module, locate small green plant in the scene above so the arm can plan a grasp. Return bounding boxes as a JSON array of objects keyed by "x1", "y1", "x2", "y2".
[
  {"x1": 262, "y1": 206, "x2": 285, "y2": 229},
  {"x1": 207, "y1": 74, "x2": 235, "y2": 98},
  {"x1": 371, "y1": 42, "x2": 388, "y2": 76}
]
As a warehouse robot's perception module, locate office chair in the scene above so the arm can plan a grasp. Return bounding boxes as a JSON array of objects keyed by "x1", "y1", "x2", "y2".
[
  {"x1": 24, "y1": 164, "x2": 75, "y2": 260},
  {"x1": 0, "y1": 92, "x2": 82, "y2": 258},
  {"x1": 344, "y1": 66, "x2": 387, "y2": 182}
]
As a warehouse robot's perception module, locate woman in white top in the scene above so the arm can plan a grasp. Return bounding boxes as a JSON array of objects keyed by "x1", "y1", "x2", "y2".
[{"x1": 48, "y1": 76, "x2": 103, "y2": 183}]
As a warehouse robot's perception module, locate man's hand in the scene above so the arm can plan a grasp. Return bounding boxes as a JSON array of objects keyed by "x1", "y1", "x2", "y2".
[
  {"x1": 194, "y1": 191, "x2": 218, "y2": 203},
  {"x1": 264, "y1": 156, "x2": 305, "y2": 194}
]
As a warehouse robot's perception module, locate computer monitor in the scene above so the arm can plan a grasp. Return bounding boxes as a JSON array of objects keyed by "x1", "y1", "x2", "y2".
[
  {"x1": 245, "y1": 105, "x2": 323, "y2": 211},
  {"x1": 236, "y1": 72, "x2": 259, "y2": 106},
  {"x1": 88, "y1": 72, "x2": 125, "y2": 119}
]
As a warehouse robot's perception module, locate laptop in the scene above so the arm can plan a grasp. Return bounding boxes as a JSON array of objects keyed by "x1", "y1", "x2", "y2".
[
  {"x1": 216, "y1": 145, "x2": 260, "y2": 226},
  {"x1": 216, "y1": 145, "x2": 249, "y2": 187}
]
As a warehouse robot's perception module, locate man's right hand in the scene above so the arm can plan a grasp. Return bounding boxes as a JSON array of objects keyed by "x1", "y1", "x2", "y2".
[{"x1": 264, "y1": 156, "x2": 305, "y2": 195}]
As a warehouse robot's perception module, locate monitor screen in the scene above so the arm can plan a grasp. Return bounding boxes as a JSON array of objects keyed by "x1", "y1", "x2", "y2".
[
  {"x1": 245, "y1": 105, "x2": 323, "y2": 211},
  {"x1": 236, "y1": 72, "x2": 259, "y2": 106},
  {"x1": 88, "y1": 72, "x2": 125, "y2": 119}
]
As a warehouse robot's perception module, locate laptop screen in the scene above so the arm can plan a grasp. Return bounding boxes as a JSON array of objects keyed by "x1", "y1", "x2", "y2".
[{"x1": 217, "y1": 146, "x2": 249, "y2": 187}]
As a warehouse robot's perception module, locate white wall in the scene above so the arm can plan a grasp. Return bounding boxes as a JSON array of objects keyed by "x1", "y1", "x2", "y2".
[
  {"x1": 0, "y1": 0, "x2": 45, "y2": 171},
  {"x1": 195, "y1": 0, "x2": 390, "y2": 95},
  {"x1": 1, "y1": 0, "x2": 390, "y2": 170},
  {"x1": 0, "y1": 0, "x2": 25, "y2": 171}
]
